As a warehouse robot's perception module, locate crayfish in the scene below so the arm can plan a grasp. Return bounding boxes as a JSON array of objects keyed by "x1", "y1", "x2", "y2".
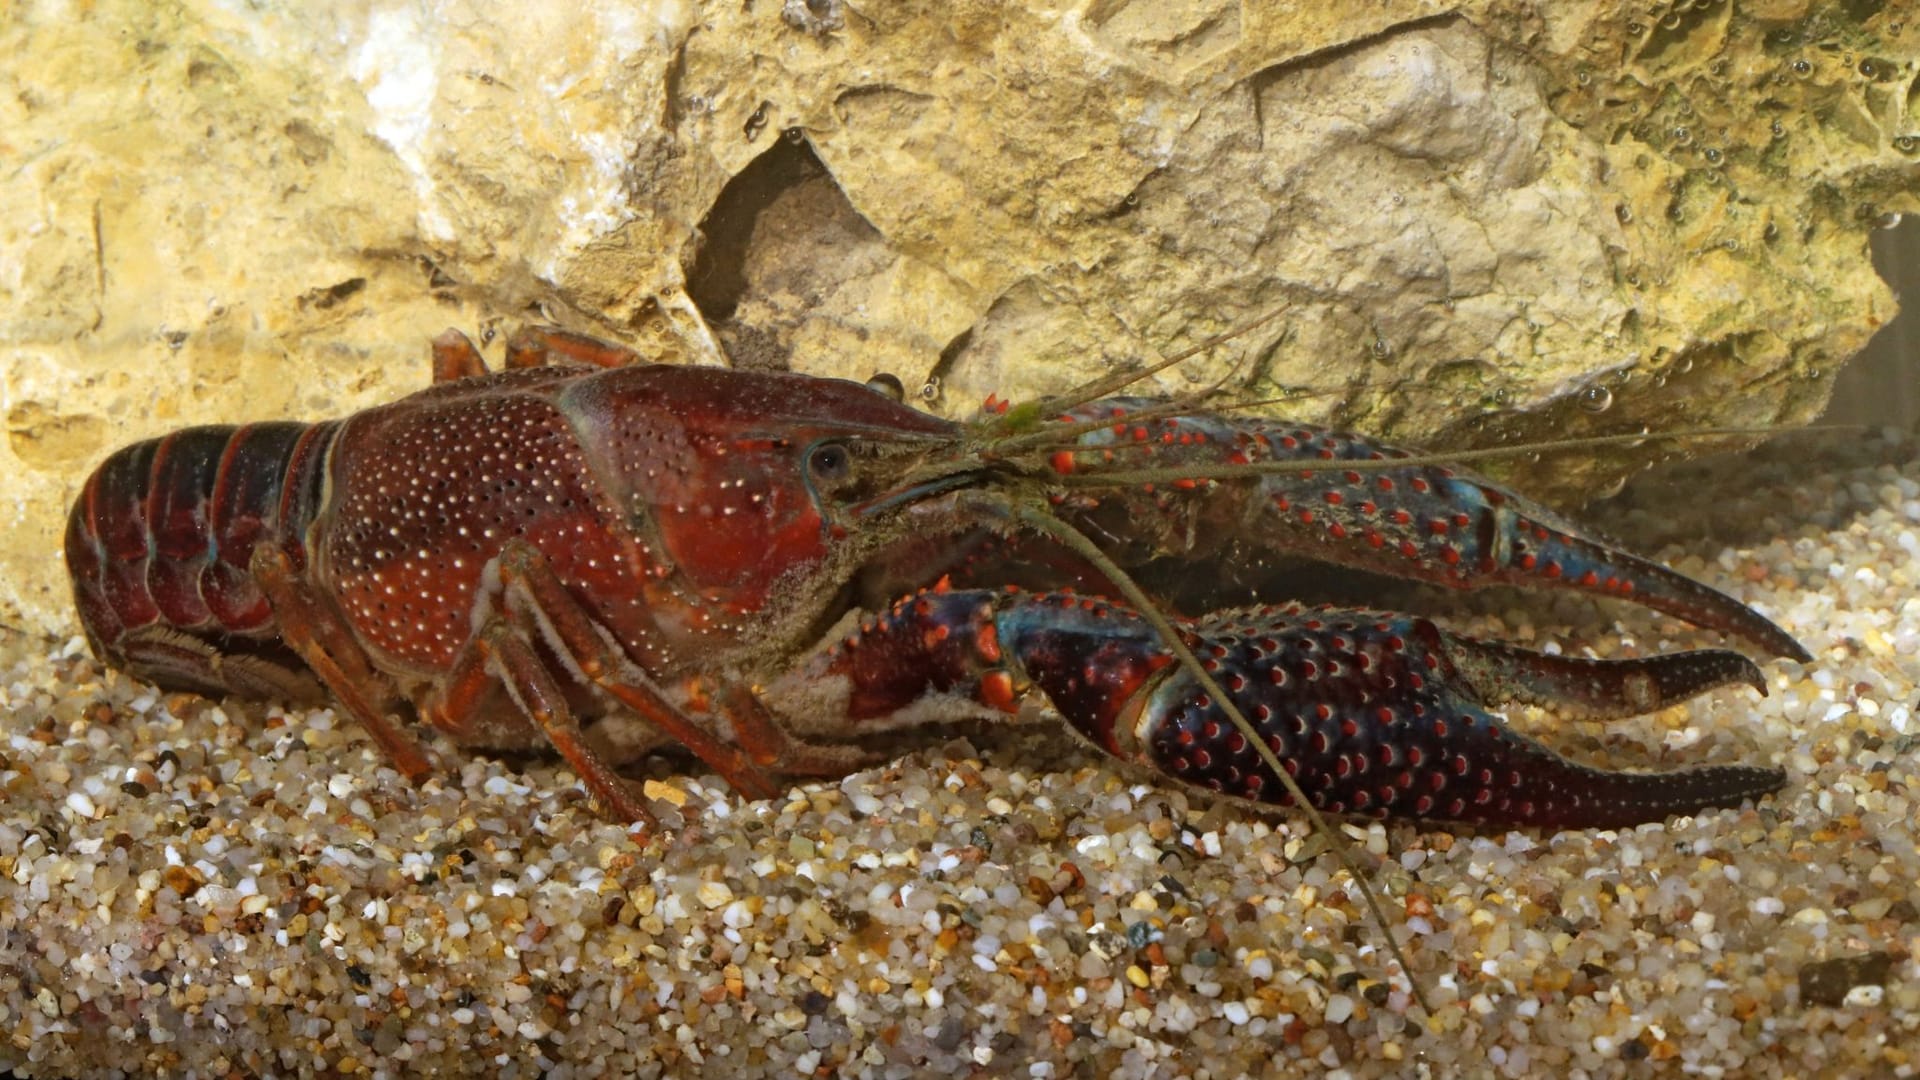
[{"x1": 66, "y1": 325, "x2": 1800, "y2": 838}]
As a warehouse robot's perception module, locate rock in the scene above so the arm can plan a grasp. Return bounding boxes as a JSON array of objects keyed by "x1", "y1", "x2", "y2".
[
  {"x1": 1797, "y1": 951, "x2": 1894, "y2": 1008},
  {"x1": 2, "y1": 1, "x2": 1914, "y2": 637}
]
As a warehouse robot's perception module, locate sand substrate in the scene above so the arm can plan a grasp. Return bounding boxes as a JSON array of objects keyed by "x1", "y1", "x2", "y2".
[{"x1": 3, "y1": 431, "x2": 1917, "y2": 1078}]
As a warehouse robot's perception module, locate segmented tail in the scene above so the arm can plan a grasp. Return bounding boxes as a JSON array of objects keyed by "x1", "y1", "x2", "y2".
[{"x1": 65, "y1": 421, "x2": 337, "y2": 699}]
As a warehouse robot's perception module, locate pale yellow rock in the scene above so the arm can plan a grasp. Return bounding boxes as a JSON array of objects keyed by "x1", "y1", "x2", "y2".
[
  {"x1": 643, "y1": 778, "x2": 689, "y2": 808},
  {"x1": 2, "y1": 0, "x2": 1914, "y2": 639}
]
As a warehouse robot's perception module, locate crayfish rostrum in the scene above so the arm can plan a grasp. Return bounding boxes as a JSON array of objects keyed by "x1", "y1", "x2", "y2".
[{"x1": 66, "y1": 325, "x2": 1800, "y2": 834}]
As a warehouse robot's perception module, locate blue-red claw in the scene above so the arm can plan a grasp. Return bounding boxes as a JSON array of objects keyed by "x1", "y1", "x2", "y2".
[
  {"x1": 1049, "y1": 404, "x2": 1813, "y2": 664},
  {"x1": 813, "y1": 587, "x2": 1785, "y2": 831}
]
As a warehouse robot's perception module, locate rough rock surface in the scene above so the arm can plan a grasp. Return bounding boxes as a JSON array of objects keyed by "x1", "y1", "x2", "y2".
[{"x1": 2, "y1": 0, "x2": 1915, "y2": 638}]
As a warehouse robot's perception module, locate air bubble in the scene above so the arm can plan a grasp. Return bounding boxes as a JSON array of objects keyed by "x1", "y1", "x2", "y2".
[
  {"x1": 864, "y1": 373, "x2": 906, "y2": 402},
  {"x1": 744, "y1": 102, "x2": 770, "y2": 140},
  {"x1": 1578, "y1": 386, "x2": 1614, "y2": 414},
  {"x1": 919, "y1": 376, "x2": 944, "y2": 404},
  {"x1": 1792, "y1": 59, "x2": 1812, "y2": 77},
  {"x1": 1703, "y1": 147, "x2": 1722, "y2": 164},
  {"x1": 1896, "y1": 135, "x2": 1919, "y2": 155},
  {"x1": 1616, "y1": 203, "x2": 1634, "y2": 224},
  {"x1": 1877, "y1": 213, "x2": 1904, "y2": 230}
]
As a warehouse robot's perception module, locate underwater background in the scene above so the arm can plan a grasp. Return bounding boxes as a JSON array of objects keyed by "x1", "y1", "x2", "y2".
[{"x1": 3, "y1": 3, "x2": 1919, "y2": 1076}]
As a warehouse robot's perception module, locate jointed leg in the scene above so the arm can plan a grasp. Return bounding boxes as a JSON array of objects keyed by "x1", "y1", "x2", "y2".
[
  {"x1": 431, "y1": 329, "x2": 490, "y2": 383},
  {"x1": 714, "y1": 683, "x2": 890, "y2": 779},
  {"x1": 468, "y1": 542, "x2": 782, "y2": 800},
  {"x1": 504, "y1": 326, "x2": 645, "y2": 370},
  {"x1": 423, "y1": 541, "x2": 880, "y2": 821},
  {"x1": 459, "y1": 542, "x2": 882, "y2": 799},
  {"x1": 430, "y1": 325, "x2": 647, "y2": 384},
  {"x1": 251, "y1": 545, "x2": 435, "y2": 784},
  {"x1": 431, "y1": 621, "x2": 658, "y2": 824}
]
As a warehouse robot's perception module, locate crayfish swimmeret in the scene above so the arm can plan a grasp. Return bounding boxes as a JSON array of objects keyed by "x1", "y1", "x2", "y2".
[{"x1": 66, "y1": 326, "x2": 1800, "y2": 833}]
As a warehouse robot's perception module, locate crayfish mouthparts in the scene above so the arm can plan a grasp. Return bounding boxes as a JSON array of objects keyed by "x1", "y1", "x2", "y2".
[
  {"x1": 807, "y1": 585, "x2": 1786, "y2": 832},
  {"x1": 847, "y1": 466, "x2": 999, "y2": 520}
]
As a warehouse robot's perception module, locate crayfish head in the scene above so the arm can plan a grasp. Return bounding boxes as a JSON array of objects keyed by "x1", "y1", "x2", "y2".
[{"x1": 563, "y1": 364, "x2": 970, "y2": 596}]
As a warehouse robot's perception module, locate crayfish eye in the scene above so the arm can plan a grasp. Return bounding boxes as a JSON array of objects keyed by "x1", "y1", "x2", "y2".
[{"x1": 807, "y1": 442, "x2": 852, "y2": 483}]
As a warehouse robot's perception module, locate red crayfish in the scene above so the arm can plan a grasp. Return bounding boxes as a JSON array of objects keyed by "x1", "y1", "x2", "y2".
[{"x1": 66, "y1": 326, "x2": 1803, "y2": 834}]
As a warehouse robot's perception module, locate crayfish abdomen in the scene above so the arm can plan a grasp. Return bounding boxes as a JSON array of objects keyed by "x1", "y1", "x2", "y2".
[{"x1": 65, "y1": 421, "x2": 336, "y2": 702}]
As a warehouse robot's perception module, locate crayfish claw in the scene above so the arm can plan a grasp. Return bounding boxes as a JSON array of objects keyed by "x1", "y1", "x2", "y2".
[
  {"x1": 811, "y1": 586, "x2": 1786, "y2": 831},
  {"x1": 1126, "y1": 604, "x2": 1786, "y2": 830},
  {"x1": 1041, "y1": 404, "x2": 1811, "y2": 663}
]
